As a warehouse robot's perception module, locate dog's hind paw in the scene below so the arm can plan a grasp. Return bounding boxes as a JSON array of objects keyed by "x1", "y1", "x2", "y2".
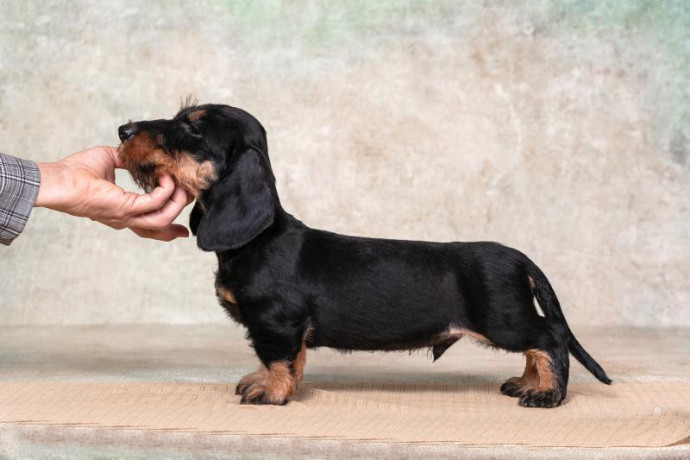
[
  {"x1": 500, "y1": 377, "x2": 526, "y2": 398},
  {"x1": 518, "y1": 389, "x2": 564, "y2": 408}
]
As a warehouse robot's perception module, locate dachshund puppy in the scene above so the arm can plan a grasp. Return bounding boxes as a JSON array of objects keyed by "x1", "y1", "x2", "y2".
[{"x1": 118, "y1": 103, "x2": 611, "y2": 408}]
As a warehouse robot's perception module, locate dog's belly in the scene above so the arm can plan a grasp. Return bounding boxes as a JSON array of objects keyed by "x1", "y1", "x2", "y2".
[
  {"x1": 312, "y1": 332, "x2": 441, "y2": 352},
  {"x1": 308, "y1": 298, "x2": 461, "y2": 351},
  {"x1": 298, "y1": 232, "x2": 479, "y2": 351}
]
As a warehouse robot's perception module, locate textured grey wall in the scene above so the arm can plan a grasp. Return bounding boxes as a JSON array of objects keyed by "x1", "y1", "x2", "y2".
[{"x1": 0, "y1": 1, "x2": 688, "y2": 326}]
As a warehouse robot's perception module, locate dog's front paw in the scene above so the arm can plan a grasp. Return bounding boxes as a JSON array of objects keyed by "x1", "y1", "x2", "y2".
[
  {"x1": 235, "y1": 370, "x2": 266, "y2": 396},
  {"x1": 518, "y1": 389, "x2": 564, "y2": 408},
  {"x1": 236, "y1": 363, "x2": 294, "y2": 405},
  {"x1": 239, "y1": 381, "x2": 289, "y2": 405}
]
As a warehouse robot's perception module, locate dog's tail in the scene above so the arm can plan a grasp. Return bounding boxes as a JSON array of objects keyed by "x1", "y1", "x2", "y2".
[{"x1": 525, "y1": 261, "x2": 612, "y2": 385}]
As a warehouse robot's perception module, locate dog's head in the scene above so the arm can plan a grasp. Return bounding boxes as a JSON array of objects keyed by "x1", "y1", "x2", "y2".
[{"x1": 118, "y1": 104, "x2": 278, "y2": 252}]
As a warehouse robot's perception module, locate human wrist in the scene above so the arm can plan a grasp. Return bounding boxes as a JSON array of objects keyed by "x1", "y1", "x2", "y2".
[{"x1": 35, "y1": 161, "x2": 76, "y2": 210}]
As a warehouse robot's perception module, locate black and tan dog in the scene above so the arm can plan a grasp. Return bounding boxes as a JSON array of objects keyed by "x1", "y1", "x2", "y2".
[{"x1": 118, "y1": 103, "x2": 611, "y2": 408}]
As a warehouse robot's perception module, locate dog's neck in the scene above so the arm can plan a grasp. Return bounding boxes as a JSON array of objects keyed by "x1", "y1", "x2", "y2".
[{"x1": 214, "y1": 207, "x2": 304, "y2": 259}]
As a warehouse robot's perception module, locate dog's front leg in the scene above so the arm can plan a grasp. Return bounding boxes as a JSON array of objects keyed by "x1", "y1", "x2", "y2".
[{"x1": 236, "y1": 318, "x2": 309, "y2": 405}]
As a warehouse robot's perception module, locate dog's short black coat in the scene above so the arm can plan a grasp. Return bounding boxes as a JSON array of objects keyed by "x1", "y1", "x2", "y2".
[{"x1": 118, "y1": 104, "x2": 611, "y2": 408}]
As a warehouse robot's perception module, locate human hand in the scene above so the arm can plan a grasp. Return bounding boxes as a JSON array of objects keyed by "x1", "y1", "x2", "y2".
[{"x1": 36, "y1": 146, "x2": 192, "y2": 241}]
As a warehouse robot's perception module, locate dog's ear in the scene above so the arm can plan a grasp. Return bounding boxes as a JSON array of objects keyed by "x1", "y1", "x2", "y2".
[{"x1": 195, "y1": 149, "x2": 276, "y2": 251}]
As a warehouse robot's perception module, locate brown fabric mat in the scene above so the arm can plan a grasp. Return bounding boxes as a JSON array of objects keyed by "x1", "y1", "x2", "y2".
[{"x1": 0, "y1": 382, "x2": 687, "y2": 447}]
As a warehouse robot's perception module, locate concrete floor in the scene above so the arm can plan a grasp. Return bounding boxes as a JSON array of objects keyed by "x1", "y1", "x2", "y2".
[{"x1": 0, "y1": 324, "x2": 688, "y2": 458}]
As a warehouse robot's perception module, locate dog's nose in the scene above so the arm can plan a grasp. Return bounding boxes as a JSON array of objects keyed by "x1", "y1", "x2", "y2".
[{"x1": 118, "y1": 123, "x2": 138, "y2": 142}]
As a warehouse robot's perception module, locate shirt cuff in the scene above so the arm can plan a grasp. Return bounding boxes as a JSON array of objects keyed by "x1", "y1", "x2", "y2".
[{"x1": 0, "y1": 153, "x2": 41, "y2": 246}]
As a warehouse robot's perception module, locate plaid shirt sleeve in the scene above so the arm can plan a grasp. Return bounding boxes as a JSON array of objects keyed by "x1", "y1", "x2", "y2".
[{"x1": 0, "y1": 153, "x2": 41, "y2": 246}]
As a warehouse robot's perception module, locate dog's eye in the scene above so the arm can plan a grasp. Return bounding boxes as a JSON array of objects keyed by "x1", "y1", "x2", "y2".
[{"x1": 187, "y1": 122, "x2": 202, "y2": 138}]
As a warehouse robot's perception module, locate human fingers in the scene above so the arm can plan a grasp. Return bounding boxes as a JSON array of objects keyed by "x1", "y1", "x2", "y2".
[
  {"x1": 127, "y1": 186, "x2": 189, "y2": 230},
  {"x1": 130, "y1": 224, "x2": 190, "y2": 241},
  {"x1": 125, "y1": 175, "x2": 176, "y2": 216},
  {"x1": 112, "y1": 146, "x2": 128, "y2": 169}
]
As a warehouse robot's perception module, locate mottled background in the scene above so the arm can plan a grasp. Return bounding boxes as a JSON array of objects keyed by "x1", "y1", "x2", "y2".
[{"x1": 0, "y1": 0, "x2": 688, "y2": 326}]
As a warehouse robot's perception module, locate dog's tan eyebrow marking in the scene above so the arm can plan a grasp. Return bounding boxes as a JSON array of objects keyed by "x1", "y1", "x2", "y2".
[
  {"x1": 187, "y1": 110, "x2": 206, "y2": 122},
  {"x1": 217, "y1": 286, "x2": 237, "y2": 304}
]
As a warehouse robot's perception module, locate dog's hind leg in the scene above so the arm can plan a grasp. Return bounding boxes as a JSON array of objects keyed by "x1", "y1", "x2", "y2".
[
  {"x1": 292, "y1": 324, "x2": 313, "y2": 388},
  {"x1": 495, "y1": 319, "x2": 570, "y2": 408},
  {"x1": 501, "y1": 346, "x2": 569, "y2": 408},
  {"x1": 236, "y1": 316, "x2": 311, "y2": 405},
  {"x1": 516, "y1": 343, "x2": 569, "y2": 408}
]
